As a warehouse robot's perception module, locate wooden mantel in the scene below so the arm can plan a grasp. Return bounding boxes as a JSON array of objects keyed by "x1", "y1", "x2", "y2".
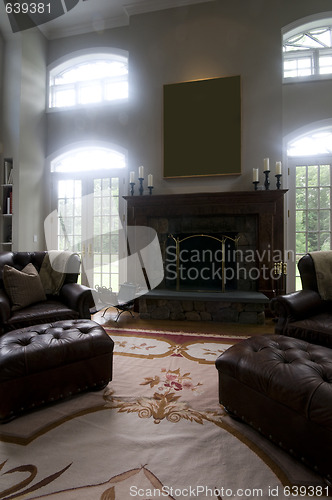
[{"x1": 124, "y1": 190, "x2": 288, "y2": 297}]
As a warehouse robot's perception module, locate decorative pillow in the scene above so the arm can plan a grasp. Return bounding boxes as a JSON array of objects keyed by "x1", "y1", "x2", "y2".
[{"x1": 3, "y1": 263, "x2": 47, "y2": 311}]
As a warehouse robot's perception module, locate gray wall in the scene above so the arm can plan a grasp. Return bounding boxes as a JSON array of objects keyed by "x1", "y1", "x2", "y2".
[
  {"x1": 0, "y1": 31, "x2": 3, "y2": 156},
  {"x1": 2, "y1": 30, "x2": 47, "y2": 250},
  {"x1": 47, "y1": 0, "x2": 332, "y2": 196},
  {"x1": 1, "y1": 0, "x2": 332, "y2": 249}
]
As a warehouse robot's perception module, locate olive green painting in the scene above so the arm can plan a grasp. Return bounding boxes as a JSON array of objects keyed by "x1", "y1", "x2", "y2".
[{"x1": 163, "y1": 75, "x2": 241, "y2": 178}]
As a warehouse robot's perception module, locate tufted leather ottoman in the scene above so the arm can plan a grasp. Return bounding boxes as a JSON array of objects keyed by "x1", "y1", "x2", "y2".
[
  {"x1": 216, "y1": 334, "x2": 332, "y2": 481},
  {"x1": 0, "y1": 319, "x2": 114, "y2": 423}
]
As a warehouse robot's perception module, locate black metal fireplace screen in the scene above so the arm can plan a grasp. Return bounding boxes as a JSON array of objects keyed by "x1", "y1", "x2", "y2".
[{"x1": 165, "y1": 233, "x2": 240, "y2": 292}]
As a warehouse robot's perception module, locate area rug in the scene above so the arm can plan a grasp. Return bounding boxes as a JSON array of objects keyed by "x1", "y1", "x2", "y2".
[{"x1": 0, "y1": 330, "x2": 329, "y2": 500}]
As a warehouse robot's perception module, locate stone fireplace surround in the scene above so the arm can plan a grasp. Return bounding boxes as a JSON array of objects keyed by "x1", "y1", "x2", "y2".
[{"x1": 124, "y1": 190, "x2": 286, "y2": 323}]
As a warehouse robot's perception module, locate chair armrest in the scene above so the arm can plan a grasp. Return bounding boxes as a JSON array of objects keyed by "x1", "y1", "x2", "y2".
[
  {"x1": 0, "y1": 289, "x2": 11, "y2": 329},
  {"x1": 273, "y1": 289, "x2": 324, "y2": 321},
  {"x1": 60, "y1": 283, "x2": 95, "y2": 319},
  {"x1": 271, "y1": 289, "x2": 325, "y2": 335}
]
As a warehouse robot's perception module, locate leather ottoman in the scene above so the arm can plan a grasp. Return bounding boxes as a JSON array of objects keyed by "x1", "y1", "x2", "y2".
[
  {"x1": 216, "y1": 334, "x2": 332, "y2": 482},
  {"x1": 0, "y1": 319, "x2": 114, "y2": 423}
]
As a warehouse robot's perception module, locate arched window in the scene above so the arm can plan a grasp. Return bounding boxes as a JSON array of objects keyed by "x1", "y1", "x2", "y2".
[
  {"x1": 50, "y1": 146, "x2": 126, "y2": 172},
  {"x1": 48, "y1": 49, "x2": 128, "y2": 109},
  {"x1": 287, "y1": 128, "x2": 332, "y2": 156},
  {"x1": 283, "y1": 18, "x2": 332, "y2": 81}
]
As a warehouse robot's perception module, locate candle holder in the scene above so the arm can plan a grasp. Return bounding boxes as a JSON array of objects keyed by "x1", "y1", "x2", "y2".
[
  {"x1": 275, "y1": 174, "x2": 282, "y2": 190},
  {"x1": 264, "y1": 170, "x2": 270, "y2": 190},
  {"x1": 253, "y1": 181, "x2": 259, "y2": 191},
  {"x1": 130, "y1": 182, "x2": 135, "y2": 196},
  {"x1": 148, "y1": 186, "x2": 153, "y2": 195},
  {"x1": 139, "y1": 177, "x2": 144, "y2": 196}
]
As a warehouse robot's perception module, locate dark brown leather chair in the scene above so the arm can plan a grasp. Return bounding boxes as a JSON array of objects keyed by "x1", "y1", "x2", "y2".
[
  {"x1": 0, "y1": 251, "x2": 94, "y2": 335},
  {"x1": 272, "y1": 253, "x2": 332, "y2": 348}
]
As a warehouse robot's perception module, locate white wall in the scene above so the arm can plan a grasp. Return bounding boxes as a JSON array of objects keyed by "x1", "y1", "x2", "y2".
[
  {"x1": 0, "y1": 31, "x2": 3, "y2": 154},
  {"x1": 47, "y1": 2, "x2": 283, "y2": 195},
  {"x1": 2, "y1": 29, "x2": 47, "y2": 250},
  {"x1": 47, "y1": 0, "x2": 332, "y2": 198},
  {"x1": 17, "y1": 30, "x2": 47, "y2": 250}
]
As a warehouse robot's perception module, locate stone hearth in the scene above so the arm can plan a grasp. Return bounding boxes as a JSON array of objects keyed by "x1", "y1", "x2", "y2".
[{"x1": 139, "y1": 290, "x2": 268, "y2": 324}]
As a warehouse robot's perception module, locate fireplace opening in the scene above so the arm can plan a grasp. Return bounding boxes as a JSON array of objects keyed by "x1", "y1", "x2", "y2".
[{"x1": 165, "y1": 232, "x2": 239, "y2": 292}]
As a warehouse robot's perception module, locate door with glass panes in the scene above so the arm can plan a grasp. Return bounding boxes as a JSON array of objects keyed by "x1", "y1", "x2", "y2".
[
  {"x1": 55, "y1": 174, "x2": 123, "y2": 292},
  {"x1": 287, "y1": 159, "x2": 332, "y2": 291}
]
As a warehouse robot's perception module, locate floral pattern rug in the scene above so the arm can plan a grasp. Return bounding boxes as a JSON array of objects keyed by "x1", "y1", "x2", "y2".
[{"x1": 0, "y1": 330, "x2": 327, "y2": 499}]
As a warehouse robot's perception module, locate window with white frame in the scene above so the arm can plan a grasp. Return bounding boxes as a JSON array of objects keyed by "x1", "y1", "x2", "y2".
[
  {"x1": 48, "y1": 51, "x2": 128, "y2": 109},
  {"x1": 287, "y1": 129, "x2": 332, "y2": 290},
  {"x1": 283, "y1": 24, "x2": 332, "y2": 80},
  {"x1": 50, "y1": 145, "x2": 127, "y2": 291}
]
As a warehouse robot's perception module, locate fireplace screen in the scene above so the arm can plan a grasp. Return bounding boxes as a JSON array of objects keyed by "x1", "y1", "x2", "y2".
[{"x1": 165, "y1": 233, "x2": 240, "y2": 292}]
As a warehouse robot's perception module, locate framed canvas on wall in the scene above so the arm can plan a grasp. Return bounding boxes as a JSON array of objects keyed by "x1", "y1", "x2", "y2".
[{"x1": 163, "y1": 75, "x2": 241, "y2": 178}]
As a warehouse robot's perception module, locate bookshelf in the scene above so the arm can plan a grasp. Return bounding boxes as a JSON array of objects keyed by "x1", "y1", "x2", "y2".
[{"x1": 1, "y1": 158, "x2": 13, "y2": 249}]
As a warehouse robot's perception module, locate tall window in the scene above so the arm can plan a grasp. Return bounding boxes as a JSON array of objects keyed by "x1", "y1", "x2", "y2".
[
  {"x1": 48, "y1": 50, "x2": 128, "y2": 109},
  {"x1": 50, "y1": 146, "x2": 127, "y2": 291},
  {"x1": 287, "y1": 130, "x2": 332, "y2": 290},
  {"x1": 283, "y1": 23, "x2": 332, "y2": 80}
]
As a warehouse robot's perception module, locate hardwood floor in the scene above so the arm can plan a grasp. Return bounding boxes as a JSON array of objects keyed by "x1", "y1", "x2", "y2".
[{"x1": 92, "y1": 307, "x2": 275, "y2": 336}]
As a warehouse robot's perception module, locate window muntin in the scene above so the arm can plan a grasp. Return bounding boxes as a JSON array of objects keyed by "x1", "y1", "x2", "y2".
[
  {"x1": 283, "y1": 25, "x2": 332, "y2": 80},
  {"x1": 49, "y1": 53, "x2": 128, "y2": 109}
]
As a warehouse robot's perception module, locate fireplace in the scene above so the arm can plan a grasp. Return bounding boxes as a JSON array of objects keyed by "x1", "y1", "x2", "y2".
[
  {"x1": 124, "y1": 190, "x2": 287, "y2": 323},
  {"x1": 165, "y1": 232, "x2": 239, "y2": 292}
]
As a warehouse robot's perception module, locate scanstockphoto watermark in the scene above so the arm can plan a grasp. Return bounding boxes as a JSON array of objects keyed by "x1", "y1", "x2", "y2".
[
  {"x1": 4, "y1": 0, "x2": 89, "y2": 33},
  {"x1": 166, "y1": 245, "x2": 295, "y2": 266},
  {"x1": 166, "y1": 262, "x2": 287, "y2": 283},
  {"x1": 165, "y1": 245, "x2": 295, "y2": 282},
  {"x1": 129, "y1": 485, "x2": 330, "y2": 498}
]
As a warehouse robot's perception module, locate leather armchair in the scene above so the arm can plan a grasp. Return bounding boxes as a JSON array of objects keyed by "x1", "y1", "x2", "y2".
[
  {"x1": 272, "y1": 253, "x2": 332, "y2": 348},
  {"x1": 0, "y1": 251, "x2": 94, "y2": 335}
]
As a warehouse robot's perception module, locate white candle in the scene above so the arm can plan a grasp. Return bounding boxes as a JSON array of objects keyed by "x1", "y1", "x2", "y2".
[
  {"x1": 263, "y1": 158, "x2": 270, "y2": 171},
  {"x1": 253, "y1": 168, "x2": 259, "y2": 182},
  {"x1": 129, "y1": 171, "x2": 135, "y2": 183},
  {"x1": 148, "y1": 174, "x2": 153, "y2": 187},
  {"x1": 139, "y1": 166, "x2": 144, "y2": 178},
  {"x1": 276, "y1": 161, "x2": 282, "y2": 175}
]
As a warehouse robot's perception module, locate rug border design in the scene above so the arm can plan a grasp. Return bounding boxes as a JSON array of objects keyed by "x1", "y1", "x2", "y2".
[
  {"x1": 110, "y1": 331, "x2": 243, "y2": 364},
  {"x1": 106, "y1": 327, "x2": 249, "y2": 339}
]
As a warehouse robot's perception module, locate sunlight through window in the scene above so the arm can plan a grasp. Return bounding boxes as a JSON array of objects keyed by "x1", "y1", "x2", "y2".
[
  {"x1": 287, "y1": 130, "x2": 332, "y2": 156},
  {"x1": 51, "y1": 148, "x2": 126, "y2": 173},
  {"x1": 49, "y1": 52, "x2": 128, "y2": 109}
]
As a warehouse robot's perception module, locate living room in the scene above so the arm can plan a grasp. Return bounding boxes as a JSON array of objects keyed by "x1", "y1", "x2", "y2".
[{"x1": 0, "y1": 0, "x2": 332, "y2": 498}]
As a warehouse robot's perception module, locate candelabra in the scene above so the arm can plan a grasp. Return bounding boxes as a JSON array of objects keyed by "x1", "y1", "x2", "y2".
[
  {"x1": 148, "y1": 186, "x2": 153, "y2": 195},
  {"x1": 139, "y1": 177, "x2": 144, "y2": 195},
  {"x1": 264, "y1": 170, "x2": 270, "y2": 190},
  {"x1": 130, "y1": 182, "x2": 135, "y2": 196},
  {"x1": 275, "y1": 174, "x2": 282, "y2": 190},
  {"x1": 253, "y1": 181, "x2": 259, "y2": 191}
]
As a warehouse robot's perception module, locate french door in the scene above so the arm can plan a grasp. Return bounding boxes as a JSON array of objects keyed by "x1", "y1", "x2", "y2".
[
  {"x1": 287, "y1": 157, "x2": 332, "y2": 291},
  {"x1": 54, "y1": 173, "x2": 124, "y2": 291}
]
